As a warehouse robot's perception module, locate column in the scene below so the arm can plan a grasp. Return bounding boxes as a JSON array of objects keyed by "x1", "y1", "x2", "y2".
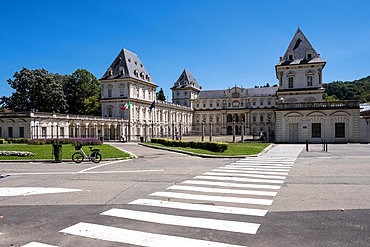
[
  {"x1": 233, "y1": 121, "x2": 236, "y2": 143},
  {"x1": 201, "y1": 121, "x2": 204, "y2": 141},
  {"x1": 179, "y1": 122, "x2": 182, "y2": 140},
  {"x1": 209, "y1": 121, "x2": 212, "y2": 142},
  {"x1": 241, "y1": 121, "x2": 244, "y2": 143},
  {"x1": 101, "y1": 123, "x2": 104, "y2": 140}
]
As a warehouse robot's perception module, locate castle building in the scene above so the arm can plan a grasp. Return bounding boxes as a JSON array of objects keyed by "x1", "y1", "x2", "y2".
[{"x1": 0, "y1": 29, "x2": 366, "y2": 143}]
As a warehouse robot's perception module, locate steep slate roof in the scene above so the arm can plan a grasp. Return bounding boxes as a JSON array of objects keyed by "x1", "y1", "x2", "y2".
[
  {"x1": 198, "y1": 90, "x2": 224, "y2": 99},
  {"x1": 100, "y1": 48, "x2": 157, "y2": 86},
  {"x1": 198, "y1": 87, "x2": 278, "y2": 99},
  {"x1": 277, "y1": 28, "x2": 326, "y2": 66},
  {"x1": 248, "y1": 87, "x2": 278, "y2": 96},
  {"x1": 171, "y1": 69, "x2": 201, "y2": 90}
]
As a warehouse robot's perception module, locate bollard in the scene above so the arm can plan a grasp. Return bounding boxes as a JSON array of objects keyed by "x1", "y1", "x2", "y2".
[
  {"x1": 306, "y1": 140, "x2": 308, "y2": 151},
  {"x1": 326, "y1": 140, "x2": 328, "y2": 152}
]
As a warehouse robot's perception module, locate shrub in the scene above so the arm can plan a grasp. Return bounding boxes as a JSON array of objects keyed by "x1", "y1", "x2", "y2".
[
  {"x1": 0, "y1": 139, "x2": 4, "y2": 144},
  {"x1": 7, "y1": 138, "x2": 28, "y2": 144},
  {"x1": 27, "y1": 138, "x2": 102, "y2": 146},
  {"x1": 150, "y1": 138, "x2": 228, "y2": 153}
]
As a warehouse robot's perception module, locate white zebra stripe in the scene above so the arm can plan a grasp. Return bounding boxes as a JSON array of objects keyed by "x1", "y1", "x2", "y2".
[
  {"x1": 181, "y1": 180, "x2": 281, "y2": 190},
  {"x1": 21, "y1": 242, "x2": 58, "y2": 247},
  {"x1": 212, "y1": 169, "x2": 289, "y2": 175},
  {"x1": 167, "y1": 185, "x2": 277, "y2": 196},
  {"x1": 60, "y1": 222, "x2": 246, "y2": 247},
  {"x1": 204, "y1": 172, "x2": 286, "y2": 180},
  {"x1": 194, "y1": 175, "x2": 285, "y2": 184},
  {"x1": 151, "y1": 191, "x2": 273, "y2": 205},
  {"x1": 101, "y1": 208, "x2": 260, "y2": 234},
  {"x1": 221, "y1": 166, "x2": 291, "y2": 172},
  {"x1": 228, "y1": 164, "x2": 292, "y2": 169},
  {"x1": 129, "y1": 198, "x2": 268, "y2": 216}
]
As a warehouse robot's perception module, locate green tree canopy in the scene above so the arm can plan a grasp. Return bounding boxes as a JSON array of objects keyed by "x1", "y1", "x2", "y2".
[
  {"x1": 323, "y1": 76, "x2": 370, "y2": 103},
  {"x1": 156, "y1": 88, "x2": 166, "y2": 101},
  {"x1": 1, "y1": 68, "x2": 67, "y2": 112},
  {"x1": 63, "y1": 69, "x2": 101, "y2": 115},
  {"x1": 1, "y1": 68, "x2": 101, "y2": 115}
]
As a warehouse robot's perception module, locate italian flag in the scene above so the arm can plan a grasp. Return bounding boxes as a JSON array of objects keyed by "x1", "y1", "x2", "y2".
[{"x1": 121, "y1": 101, "x2": 130, "y2": 110}]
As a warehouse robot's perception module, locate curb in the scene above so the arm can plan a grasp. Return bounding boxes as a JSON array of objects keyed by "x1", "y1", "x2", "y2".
[{"x1": 138, "y1": 143, "x2": 274, "y2": 158}]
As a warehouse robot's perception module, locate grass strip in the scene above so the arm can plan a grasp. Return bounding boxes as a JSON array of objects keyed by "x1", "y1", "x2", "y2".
[
  {"x1": 0, "y1": 144, "x2": 130, "y2": 160},
  {"x1": 144, "y1": 142, "x2": 270, "y2": 156}
]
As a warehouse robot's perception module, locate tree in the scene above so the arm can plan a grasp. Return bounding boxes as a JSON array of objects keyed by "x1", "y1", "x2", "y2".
[
  {"x1": 84, "y1": 96, "x2": 101, "y2": 116},
  {"x1": 156, "y1": 88, "x2": 166, "y2": 101},
  {"x1": 2, "y1": 68, "x2": 67, "y2": 112},
  {"x1": 64, "y1": 69, "x2": 101, "y2": 115}
]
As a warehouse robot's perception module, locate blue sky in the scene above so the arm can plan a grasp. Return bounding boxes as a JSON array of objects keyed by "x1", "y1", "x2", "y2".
[{"x1": 1, "y1": 0, "x2": 370, "y2": 100}]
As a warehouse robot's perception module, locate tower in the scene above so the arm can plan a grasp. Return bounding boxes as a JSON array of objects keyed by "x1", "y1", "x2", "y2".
[
  {"x1": 275, "y1": 28, "x2": 326, "y2": 103},
  {"x1": 171, "y1": 69, "x2": 202, "y2": 108}
]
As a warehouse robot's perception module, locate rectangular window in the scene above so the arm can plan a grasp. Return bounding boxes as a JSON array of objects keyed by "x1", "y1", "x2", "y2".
[
  {"x1": 312, "y1": 123, "x2": 321, "y2": 138},
  {"x1": 120, "y1": 88, "x2": 124, "y2": 96},
  {"x1": 217, "y1": 103, "x2": 219, "y2": 107},
  {"x1": 260, "y1": 101, "x2": 263, "y2": 106},
  {"x1": 108, "y1": 89, "x2": 112, "y2": 97},
  {"x1": 8, "y1": 127, "x2": 13, "y2": 137},
  {"x1": 289, "y1": 55, "x2": 293, "y2": 60},
  {"x1": 60, "y1": 127, "x2": 64, "y2": 137},
  {"x1": 253, "y1": 102, "x2": 256, "y2": 106},
  {"x1": 19, "y1": 127, "x2": 24, "y2": 138},
  {"x1": 260, "y1": 116, "x2": 263, "y2": 122},
  {"x1": 268, "y1": 101, "x2": 271, "y2": 105},
  {"x1": 203, "y1": 104, "x2": 206, "y2": 107},
  {"x1": 210, "y1": 104, "x2": 213, "y2": 107},
  {"x1": 307, "y1": 76, "x2": 313, "y2": 86},
  {"x1": 253, "y1": 116, "x2": 256, "y2": 122},
  {"x1": 335, "y1": 123, "x2": 345, "y2": 138},
  {"x1": 42, "y1": 127, "x2": 47, "y2": 138},
  {"x1": 288, "y1": 77, "x2": 294, "y2": 88},
  {"x1": 216, "y1": 117, "x2": 219, "y2": 123},
  {"x1": 177, "y1": 92, "x2": 180, "y2": 96},
  {"x1": 196, "y1": 104, "x2": 199, "y2": 107},
  {"x1": 241, "y1": 102, "x2": 243, "y2": 107}
]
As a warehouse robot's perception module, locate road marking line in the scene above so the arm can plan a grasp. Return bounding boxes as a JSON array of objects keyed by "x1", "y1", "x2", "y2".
[
  {"x1": 129, "y1": 198, "x2": 268, "y2": 216},
  {"x1": 194, "y1": 175, "x2": 285, "y2": 184},
  {"x1": 21, "y1": 242, "x2": 59, "y2": 247},
  {"x1": 0, "y1": 187, "x2": 82, "y2": 197},
  {"x1": 151, "y1": 191, "x2": 273, "y2": 205},
  {"x1": 6, "y1": 170, "x2": 164, "y2": 176},
  {"x1": 101, "y1": 208, "x2": 260, "y2": 234},
  {"x1": 181, "y1": 180, "x2": 281, "y2": 190},
  {"x1": 212, "y1": 169, "x2": 289, "y2": 175},
  {"x1": 221, "y1": 166, "x2": 291, "y2": 172},
  {"x1": 77, "y1": 160, "x2": 125, "y2": 173},
  {"x1": 167, "y1": 185, "x2": 277, "y2": 196},
  {"x1": 81, "y1": 170, "x2": 165, "y2": 174},
  {"x1": 60, "y1": 222, "x2": 246, "y2": 247},
  {"x1": 204, "y1": 172, "x2": 286, "y2": 180}
]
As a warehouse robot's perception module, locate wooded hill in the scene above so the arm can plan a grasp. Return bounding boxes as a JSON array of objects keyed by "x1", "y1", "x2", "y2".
[{"x1": 323, "y1": 75, "x2": 370, "y2": 102}]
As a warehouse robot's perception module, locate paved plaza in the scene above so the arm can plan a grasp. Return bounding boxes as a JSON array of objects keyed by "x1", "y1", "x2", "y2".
[{"x1": 0, "y1": 143, "x2": 369, "y2": 246}]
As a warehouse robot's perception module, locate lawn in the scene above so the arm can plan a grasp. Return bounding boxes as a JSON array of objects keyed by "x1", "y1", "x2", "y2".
[
  {"x1": 0, "y1": 144, "x2": 130, "y2": 160},
  {"x1": 144, "y1": 142, "x2": 271, "y2": 156}
]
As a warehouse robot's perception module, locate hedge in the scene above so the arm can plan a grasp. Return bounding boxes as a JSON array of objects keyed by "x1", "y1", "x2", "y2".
[
  {"x1": 7, "y1": 138, "x2": 29, "y2": 144},
  {"x1": 27, "y1": 138, "x2": 102, "y2": 146},
  {"x1": 151, "y1": 138, "x2": 228, "y2": 153},
  {"x1": 0, "y1": 139, "x2": 5, "y2": 144}
]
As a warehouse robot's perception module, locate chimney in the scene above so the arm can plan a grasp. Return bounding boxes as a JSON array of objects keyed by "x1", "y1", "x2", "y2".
[{"x1": 279, "y1": 56, "x2": 282, "y2": 62}]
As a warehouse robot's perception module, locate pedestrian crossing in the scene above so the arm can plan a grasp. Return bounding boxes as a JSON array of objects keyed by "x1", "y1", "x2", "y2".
[{"x1": 22, "y1": 145, "x2": 303, "y2": 246}]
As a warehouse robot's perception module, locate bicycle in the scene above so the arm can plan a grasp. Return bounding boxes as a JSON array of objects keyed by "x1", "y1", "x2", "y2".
[{"x1": 72, "y1": 145, "x2": 102, "y2": 163}]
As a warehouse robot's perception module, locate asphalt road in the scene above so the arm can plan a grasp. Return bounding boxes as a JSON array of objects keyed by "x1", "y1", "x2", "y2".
[{"x1": 0, "y1": 143, "x2": 369, "y2": 246}]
